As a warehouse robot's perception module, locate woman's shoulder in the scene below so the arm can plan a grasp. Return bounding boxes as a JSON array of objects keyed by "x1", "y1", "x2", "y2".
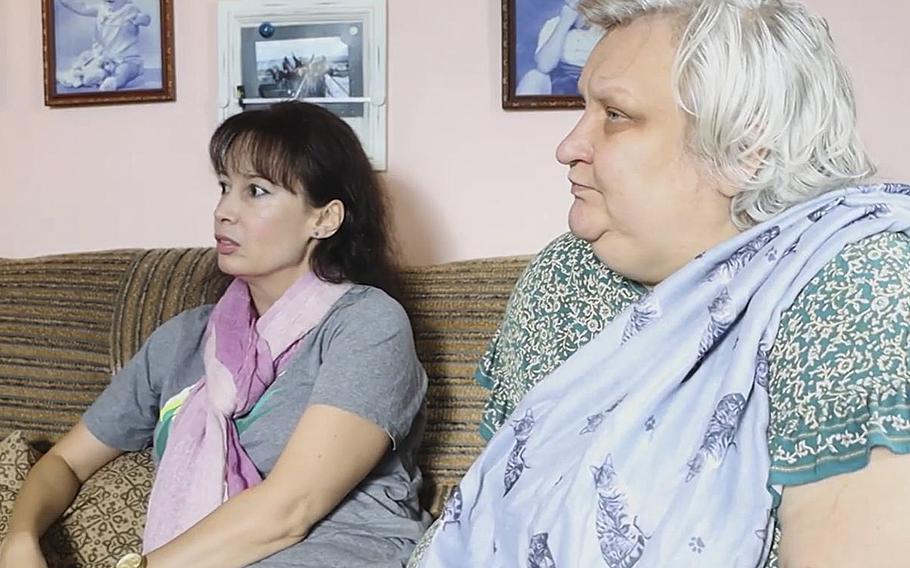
[
  {"x1": 818, "y1": 230, "x2": 910, "y2": 280},
  {"x1": 141, "y1": 305, "x2": 215, "y2": 353},
  {"x1": 165, "y1": 304, "x2": 216, "y2": 326},
  {"x1": 531, "y1": 231, "x2": 596, "y2": 265},
  {"x1": 325, "y1": 284, "x2": 411, "y2": 332},
  {"x1": 772, "y1": 230, "x2": 910, "y2": 380},
  {"x1": 779, "y1": 231, "x2": 910, "y2": 329},
  {"x1": 522, "y1": 232, "x2": 606, "y2": 286},
  {"x1": 767, "y1": 231, "x2": 910, "y2": 486},
  {"x1": 517, "y1": 232, "x2": 644, "y2": 308}
]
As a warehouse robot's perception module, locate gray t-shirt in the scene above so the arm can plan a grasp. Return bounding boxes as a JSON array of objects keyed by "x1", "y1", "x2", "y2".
[{"x1": 84, "y1": 285, "x2": 431, "y2": 567}]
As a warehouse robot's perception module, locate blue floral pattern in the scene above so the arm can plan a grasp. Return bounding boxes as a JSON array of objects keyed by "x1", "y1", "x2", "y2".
[
  {"x1": 592, "y1": 454, "x2": 647, "y2": 568},
  {"x1": 754, "y1": 343, "x2": 771, "y2": 390},
  {"x1": 528, "y1": 533, "x2": 557, "y2": 568},
  {"x1": 504, "y1": 410, "x2": 534, "y2": 496},
  {"x1": 411, "y1": 185, "x2": 910, "y2": 568},
  {"x1": 621, "y1": 295, "x2": 662, "y2": 344},
  {"x1": 440, "y1": 486, "x2": 462, "y2": 529},
  {"x1": 686, "y1": 394, "x2": 747, "y2": 482},
  {"x1": 697, "y1": 289, "x2": 736, "y2": 359},
  {"x1": 808, "y1": 196, "x2": 845, "y2": 221},
  {"x1": 707, "y1": 226, "x2": 780, "y2": 283},
  {"x1": 580, "y1": 395, "x2": 627, "y2": 435}
]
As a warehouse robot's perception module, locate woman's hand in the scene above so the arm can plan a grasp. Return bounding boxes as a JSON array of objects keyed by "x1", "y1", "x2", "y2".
[
  {"x1": 143, "y1": 405, "x2": 392, "y2": 568},
  {"x1": 2, "y1": 423, "x2": 121, "y2": 568},
  {"x1": 0, "y1": 533, "x2": 49, "y2": 568}
]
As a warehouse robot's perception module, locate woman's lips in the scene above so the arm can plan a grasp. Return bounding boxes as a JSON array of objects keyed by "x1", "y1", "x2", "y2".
[
  {"x1": 215, "y1": 236, "x2": 239, "y2": 254},
  {"x1": 570, "y1": 183, "x2": 594, "y2": 197}
]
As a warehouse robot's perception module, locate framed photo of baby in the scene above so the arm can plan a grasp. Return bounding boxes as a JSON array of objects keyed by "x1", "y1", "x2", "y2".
[
  {"x1": 42, "y1": 0, "x2": 176, "y2": 107},
  {"x1": 502, "y1": 0, "x2": 602, "y2": 109}
]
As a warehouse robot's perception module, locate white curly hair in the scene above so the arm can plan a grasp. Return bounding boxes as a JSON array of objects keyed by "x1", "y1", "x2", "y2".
[{"x1": 578, "y1": 0, "x2": 876, "y2": 228}]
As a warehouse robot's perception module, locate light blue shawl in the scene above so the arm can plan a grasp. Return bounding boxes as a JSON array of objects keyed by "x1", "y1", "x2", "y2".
[{"x1": 419, "y1": 184, "x2": 910, "y2": 567}]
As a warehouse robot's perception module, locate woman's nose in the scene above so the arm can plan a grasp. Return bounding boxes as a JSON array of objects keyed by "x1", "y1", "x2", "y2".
[
  {"x1": 556, "y1": 117, "x2": 594, "y2": 166},
  {"x1": 213, "y1": 193, "x2": 237, "y2": 223}
]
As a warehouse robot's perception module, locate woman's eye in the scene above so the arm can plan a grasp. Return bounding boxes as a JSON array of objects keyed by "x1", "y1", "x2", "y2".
[
  {"x1": 218, "y1": 182, "x2": 228, "y2": 194},
  {"x1": 606, "y1": 109, "x2": 626, "y2": 122},
  {"x1": 249, "y1": 184, "x2": 269, "y2": 197}
]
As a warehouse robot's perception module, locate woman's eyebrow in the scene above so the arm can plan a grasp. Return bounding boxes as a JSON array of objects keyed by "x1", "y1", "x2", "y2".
[
  {"x1": 589, "y1": 81, "x2": 638, "y2": 105},
  {"x1": 237, "y1": 170, "x2": 275, "y2": 183}
]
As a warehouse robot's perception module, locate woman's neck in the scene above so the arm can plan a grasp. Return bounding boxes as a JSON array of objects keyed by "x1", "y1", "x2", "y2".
[{"x1": 244, "y1": 267, "x2": 311, "y2": 316}]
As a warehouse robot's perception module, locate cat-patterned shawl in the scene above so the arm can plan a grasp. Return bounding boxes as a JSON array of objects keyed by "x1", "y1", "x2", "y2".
[{"x1": 418, "y1": 184, "x2": 910, "y2": 567}]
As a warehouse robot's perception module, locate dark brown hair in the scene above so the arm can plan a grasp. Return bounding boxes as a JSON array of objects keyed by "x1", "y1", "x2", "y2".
[{"x1": 209, "y1": 102, "x2": 402, "y2": 301}]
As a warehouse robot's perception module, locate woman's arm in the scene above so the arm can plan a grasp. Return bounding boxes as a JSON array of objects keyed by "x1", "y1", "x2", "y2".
[
  {"x1": 0, "y1": 422, "x2": 123, "y2": 568},
  {"x1": 57, "y1": 0, "x2": 99, "y2": 17},
  {"x1": 534, "y1": 1, "x2": 580, "y2": 73},
  {"x1": 776, "y1": 447, "x2": 910, "y2": 568},
  {"x1": 144, "y1": 404, "x2": 391, "y2": 568}
]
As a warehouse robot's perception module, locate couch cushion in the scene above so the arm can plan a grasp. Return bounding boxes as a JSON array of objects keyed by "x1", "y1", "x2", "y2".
[
  {"x1": 401, "y1": 257, "x2": 528, "y2": 515},
  {"x1": 43, "y1": 450, "x2": 155, "y2": 568},
  {"x1": 111, "y1": 249, "x2": 229, "y2": 372},
  {"x1": 1, "y1": 247, "x2": 531, "y2": 525},
  {"x1": 0, "y1": 252, "x2": 138, "y2": 445},
  {"x1": 0, "y1": 430, "x2": 39, "y2": 542}
]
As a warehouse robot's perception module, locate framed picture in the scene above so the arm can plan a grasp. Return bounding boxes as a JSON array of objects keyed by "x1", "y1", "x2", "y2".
[
  {"x1": 218, "y1": 0, "x2": 387, "y2": 170},
  {"x1": 42, "y1": 0, "x2": 176, "y2": 107},
  {"x1": 502, "y1": 0, "x2": 602, "y2": 109}
]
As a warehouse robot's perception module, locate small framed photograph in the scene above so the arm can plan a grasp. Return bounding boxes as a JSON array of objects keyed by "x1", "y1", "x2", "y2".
[
  {"x1": 218, "y1": 0, "x2": 387, "y2": 170},
  {"x1": 247, "y1": 25, "x2": 363, "y2": 101},
  {"x1": 42, "y1": 0, "x2": 176, "y2": 108},
  {"x1": 502, "y1": 0, "x2": 602, "y2": 109}
]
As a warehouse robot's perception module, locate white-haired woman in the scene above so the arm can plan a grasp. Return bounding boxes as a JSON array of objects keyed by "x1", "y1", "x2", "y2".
[{"x1": 411, "y1": 0, "x2": 910, "y2": 566}]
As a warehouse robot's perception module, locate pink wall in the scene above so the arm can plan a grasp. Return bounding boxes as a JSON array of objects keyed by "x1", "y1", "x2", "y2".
[{"x1": 1, "y1": 0, "x2": 908, "y2": 264}]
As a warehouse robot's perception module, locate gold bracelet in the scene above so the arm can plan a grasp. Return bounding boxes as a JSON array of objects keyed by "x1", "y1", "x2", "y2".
[{"x1": 115, "y1": 552, "x2": 147, "y2": 568}]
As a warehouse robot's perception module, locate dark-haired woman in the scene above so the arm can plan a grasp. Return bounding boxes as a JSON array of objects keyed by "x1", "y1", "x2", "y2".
[{"x1": 0, "y1": 102, "x2": 430, "y2": 568}]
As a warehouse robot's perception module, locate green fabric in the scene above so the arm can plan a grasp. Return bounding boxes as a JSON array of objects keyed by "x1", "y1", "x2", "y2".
[
  {"x1": 476, "y1": 231, "x2": 910, "y2": 567},
  {"x1": 477, "y1": 233, "x2": 646, "y2": 440},
  {"x1": 766, "y1": 232, "x2": 910, "y2": 487},
  {"x1": 153, "y1": 386, "x2": 279, "y2": 462}
]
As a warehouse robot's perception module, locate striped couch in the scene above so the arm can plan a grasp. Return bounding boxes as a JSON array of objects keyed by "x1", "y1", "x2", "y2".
[{"x1": 0, "y1": 248, "x2": 529, "y2": 565}]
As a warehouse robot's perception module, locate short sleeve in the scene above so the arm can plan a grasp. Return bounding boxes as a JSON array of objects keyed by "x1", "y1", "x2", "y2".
[
  {"x1": 768, "y1": 231, "x2": 910, "y2": 487},
  {"x1": 475, "y1": 233, "x2": 644, "y2": 440},
  {"x1": 308, "y1": 288, "x2": 427, "y2": 448},
  {"x1": 82, "y1": 307, "x2": 211, "y2": 451}
]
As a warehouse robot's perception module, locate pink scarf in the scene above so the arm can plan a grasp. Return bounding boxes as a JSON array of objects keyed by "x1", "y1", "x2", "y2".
[{"x1": 142, "y1": 272, "x2": 352, "y2": 552}]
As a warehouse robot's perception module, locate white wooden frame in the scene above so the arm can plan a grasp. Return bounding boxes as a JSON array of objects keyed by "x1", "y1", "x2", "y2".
[{"x1": 218, "y1": 0, "x2": 387, "y2": 170}]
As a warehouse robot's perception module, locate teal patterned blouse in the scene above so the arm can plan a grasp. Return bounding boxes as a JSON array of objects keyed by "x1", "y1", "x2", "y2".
[{"x1": 474, "y1": 231, "x2": 910, "y2": 566}]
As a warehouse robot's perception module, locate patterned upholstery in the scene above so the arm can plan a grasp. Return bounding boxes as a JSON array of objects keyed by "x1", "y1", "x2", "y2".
[
  {"x1": 0, "y1": 431, "x2": 40, "y2": 540},
  {"x1": 0, "y1": 252, "x2": 135, "y2": 446},
  {"x1": 111, "y1": 249, "x2": 230, "y2": 371},
  {"x1": 0, "y1": 248, "x2": 529, "y2": 538},
  {"x1": 42, "y1": 450, "x2": 155, "y2": 567},
  {"x1": 401, "y1": 258, "x2": 529, "y2": 514}
]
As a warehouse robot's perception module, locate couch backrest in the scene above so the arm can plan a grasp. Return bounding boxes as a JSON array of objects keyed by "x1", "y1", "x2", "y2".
[{"x1": 0, "y1": 249, "x2": 528, "y2": 515}]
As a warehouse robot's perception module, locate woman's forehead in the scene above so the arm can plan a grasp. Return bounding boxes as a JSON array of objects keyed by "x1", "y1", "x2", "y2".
[{"x1": 581, "y1": 16, "x2": 678, "y2": 102}]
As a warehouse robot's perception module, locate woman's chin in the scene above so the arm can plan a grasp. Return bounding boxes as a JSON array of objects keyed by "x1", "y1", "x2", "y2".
[
  {"x1": 582, "y1": 233, "x2": 654, "y2": 283},
  {"x1": 216, "y1": 257, "x2": 246, "y2": 278},
  {"x1": 568, "y1": 211, "x2": 606, "y2": 243}
]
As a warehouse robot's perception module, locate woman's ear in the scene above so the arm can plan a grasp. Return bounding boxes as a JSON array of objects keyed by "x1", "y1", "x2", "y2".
[
  {"x1": 715, "y1": 146, "x2": 768, "y2": 198},
  {"x1": 311, "y1": 199, "x2": 345, "y2": 239}
]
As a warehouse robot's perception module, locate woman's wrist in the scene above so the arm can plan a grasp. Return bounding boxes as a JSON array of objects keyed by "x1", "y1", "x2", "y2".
[
  {"x1": 115, "y1": 552, "x2": 148, "y2": 568},
  {"x1": 2, "y1": 530, "x2": 40, "y2": 546}
]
